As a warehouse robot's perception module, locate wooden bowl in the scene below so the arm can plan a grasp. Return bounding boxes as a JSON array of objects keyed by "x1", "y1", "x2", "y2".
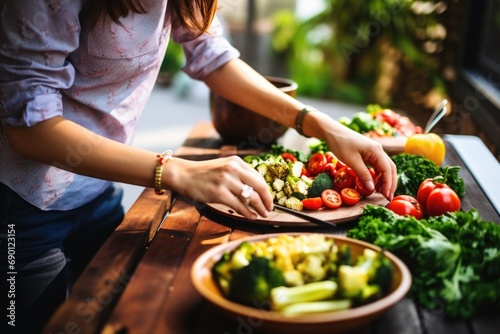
[
  {"x1": 191, "y1": 233, "x2": 411, "y2": 334},
  {"x1": 210, "y1": 76, "x2": 298, "y2": 147}
]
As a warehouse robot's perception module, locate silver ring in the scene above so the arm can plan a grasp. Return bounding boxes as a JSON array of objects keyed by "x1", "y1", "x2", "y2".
[{"x1": 239, "y1": 184, "x2": 253, "y2": 205}]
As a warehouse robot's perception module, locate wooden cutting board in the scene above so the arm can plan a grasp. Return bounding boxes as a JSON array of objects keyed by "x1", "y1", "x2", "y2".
[{"x1": 206, "y1": 192, "x2": 389, "y2": 227}]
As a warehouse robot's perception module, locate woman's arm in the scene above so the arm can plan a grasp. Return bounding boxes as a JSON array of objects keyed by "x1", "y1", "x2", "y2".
[
  {"x1": 5, "y1": 116, "x2": 273, "y2": 219},
  {"x1": 203, "y1": 59, "x2": 397, "y2": 200}
]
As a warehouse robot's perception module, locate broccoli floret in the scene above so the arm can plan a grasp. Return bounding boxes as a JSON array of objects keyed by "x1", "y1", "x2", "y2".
[
  {"x1": 212, "y1": 252, "x2": 233, "y2": 296},
  {"x1": 307, "y1": 172, "x2": 333, "y2": 198},
  {"x1": 268, "y1": 161, "x2": 289, "y2": 180},
  {"x1": 369, "y1": 252, "x2": 394, "y2": 295},
  {"x1": 338, "y1": 244, "x2": 353, "y2": 266},
  {"x1": 291, "y1": 192, "x2": 307, "y2": 201},
  {"x1": 338, "y1": 265, "x2": 370, "y2": 298},
  {"x1": 212, "y1": 241, "x2": 255, "y2": 296},
  {"x1": 337, "y1": 248, "x2": 394, "y2": 301},
  {"x1": 270, "y1": 280, "x2": 338, "y2": 311},
  {"x1": 230, "y1": 241, "x2": 255, "y2": 270},
  {"x1": 228, "y1": 257, "x2": 286, "y2": 308}
]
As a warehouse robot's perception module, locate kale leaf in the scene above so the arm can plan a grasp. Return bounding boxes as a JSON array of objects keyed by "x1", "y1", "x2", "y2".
[{"x1": 347, "y1": 205, "x2": 500, "y2": 319}]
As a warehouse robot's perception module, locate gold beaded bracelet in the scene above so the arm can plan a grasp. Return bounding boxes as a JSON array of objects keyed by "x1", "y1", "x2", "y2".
[
  {"x1": 294, "y1": 106, "x2": 318, "y2": 138},
  {"x1": 154, "y1": 150, "x2": 173, "y2": 195}
]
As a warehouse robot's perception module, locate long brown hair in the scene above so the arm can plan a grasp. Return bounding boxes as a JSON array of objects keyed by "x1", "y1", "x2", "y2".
[{"x1": 82, "y1": 0, "x2": 218, "y2": 36}]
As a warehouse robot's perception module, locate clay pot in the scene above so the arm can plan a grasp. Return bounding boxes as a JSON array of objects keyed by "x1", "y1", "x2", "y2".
[{"x1": 210, "y1": 76, "x2": 298, "y2": 148}]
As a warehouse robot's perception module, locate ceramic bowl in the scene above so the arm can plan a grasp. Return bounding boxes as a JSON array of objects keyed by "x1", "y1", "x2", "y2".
[
  {"x1": 191, "y1": 233, "x2": 411, "y2": 334},
  {"x1": 209, "y1": 76, "x2": 298, "y2": 147}
]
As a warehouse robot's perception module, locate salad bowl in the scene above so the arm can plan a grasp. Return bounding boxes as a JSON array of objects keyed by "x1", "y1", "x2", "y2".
[{"x1": 191, "y1": 233, "x2": 411, "y2": 334}]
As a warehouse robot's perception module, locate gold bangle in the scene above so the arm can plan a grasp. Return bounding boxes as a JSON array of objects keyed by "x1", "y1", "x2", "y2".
[
  {"x1": 295, "y1": 106, "x2": 317, "y2": 138},
  {"x1": 154, "y1": 150, "x2": 173, "y2": 195}
]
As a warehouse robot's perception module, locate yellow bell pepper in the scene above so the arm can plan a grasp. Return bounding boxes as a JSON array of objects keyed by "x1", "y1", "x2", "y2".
[{"x1": 404, "y1": 133, "x2": 446, "y2": 165}]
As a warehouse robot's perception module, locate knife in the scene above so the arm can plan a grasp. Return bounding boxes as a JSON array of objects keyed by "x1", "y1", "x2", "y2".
[{"x1": 273, "y1": 204, "x2": 337, "y2": 228}]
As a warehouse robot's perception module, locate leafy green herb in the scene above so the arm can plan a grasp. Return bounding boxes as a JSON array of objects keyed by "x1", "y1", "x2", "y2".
[
  {"x1": 268, "y1": 144, "x2": 308, "y2": 163},
  {"x1": 391, "y1": 153, "x2": 465, "y2": 197},
  {"x1": 347, "y1": 205, "x2": 500, "y2": 319}
]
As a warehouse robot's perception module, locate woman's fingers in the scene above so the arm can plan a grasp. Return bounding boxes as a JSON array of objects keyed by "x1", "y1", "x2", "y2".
[{"x1": 171, "y1": 156, "x2": 272, "y2": 220}]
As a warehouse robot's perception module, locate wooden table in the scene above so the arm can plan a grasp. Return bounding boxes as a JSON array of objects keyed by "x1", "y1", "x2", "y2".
[{"x1": 43, "y1": 121, "x2": 500, "y2": 334}]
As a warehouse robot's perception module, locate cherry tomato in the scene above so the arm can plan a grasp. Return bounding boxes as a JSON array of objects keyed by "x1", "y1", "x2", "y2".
[
  {"x1": 333, "y1": 166, "x2": 355, "y2": 191},
  {"x1": 301, "y1": 166, "x2": 309, "y2": 177},
  {"x1": 355, "y1": 177, "x2": 374, "y2": 197},
  {"x1": 302, "y1": 197, "x2": 323, "y2": 211},
  {"x1": 307, "y1": 153, "x2": 327, "y2": 177},
  {"x1": 347, "y1": 167, "x2": 358, "y2": 178},
  {"x1": 281, "y1": 152, "x2": 298, "y2": 162},
  {"x1": 321, "y1": 189, "x2": 342, "y2": 209},
  {"x1": 324, "y1": 162, "x2": 337, "y2": 178},
  {"x1": 340, "y1": 188, "x2": 361, "y2": 206},
  {"x1": 336, "y1": 160, "x2": 347, "y2": 170},
  {"x1": 426, "y1": 187, "x2": 461, "y2": 217},
  {"x1": 386, "y1": 195, "x2": 424, "y2": 220},
  {"x1": 324, "y1": 151, "x2": 337, "y2": 165}
]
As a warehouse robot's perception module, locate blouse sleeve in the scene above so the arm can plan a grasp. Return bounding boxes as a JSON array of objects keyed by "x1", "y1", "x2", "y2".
[
  {"x1": 0, "y1": 0, "x2": 82, "y2": 127},
  {"x1": 171, "y1": 14, "x2": 240, "y2": 80}
]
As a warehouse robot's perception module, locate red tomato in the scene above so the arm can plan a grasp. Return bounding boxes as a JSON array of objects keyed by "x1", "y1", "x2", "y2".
[
  {"x1": 426, "y1": 187, "x2": 461, "y2": 217},
  {"x1": 324, "y1": 151, "x2": 337, "y2": 165},
  {"x1": 340, "y1": 188, "x2": 361, "y2": 206},
  {"x1": 321, "y1": 189, "x2": 342, "y2": 209},
  {"x1": 307, "y1": 153, "x2": 327, "y2": 177},
  {"x1": 336, "y1": 160, "x2": 347, "y2": 170},
  {"x1": 368, "y1": 167, "x2": 376, "y2": 179},
  {"x1": 386, "y1": 195, "x2": 424, "y2": 219},
  {"x1": 417, "y1": 178, "x2": 439, "y2": 207},
  {"x1": 355, "y1": 177, "x2": 374, "y2": 197},
  {"x1": 324, "y1": 162, "x2": 337, "y2": 178},
  {"x1": 281, "y1": 152, "x2": 297, "y2": 162},
  {"x1": 302, "y1": 197, "x2": 323, "y2": 211},
  {"x1": 333, "y1": 166, "x2": 355, "y2": 191},
  {"x1": 301, "y1": 166, "x2": 309, "y2": 177},
  {"x1": 347, "y1": 167, "x2": 358, "y2": 178}
]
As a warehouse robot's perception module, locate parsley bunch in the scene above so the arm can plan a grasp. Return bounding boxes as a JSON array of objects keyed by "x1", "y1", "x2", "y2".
[{"x1": 391, "y1": 153, "x2": 465, "y2": 198}]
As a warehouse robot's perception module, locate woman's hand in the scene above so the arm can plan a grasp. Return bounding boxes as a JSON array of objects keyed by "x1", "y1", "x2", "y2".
[
  {"x1": 301, "y1": 111, "x2": 397, "y2": 201},
  {"x1": 323, "y1": 123, "x2": 397, "y2": 201},
  {"x1": 163, "y1": 156, "x2": 274, "y2": 220}
]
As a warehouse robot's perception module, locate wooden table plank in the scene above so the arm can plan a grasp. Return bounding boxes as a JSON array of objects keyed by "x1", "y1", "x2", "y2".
[
  {"x1": 371, "y1": 298, "x2": 421, "y2": 334},
  {"x1": 151, "y1": 216, "x2": 232, "y2": 334},
  {"x1": 470, "y1": 312, "x2": 500, "y2": 334},
  {"x1": 421, "y1": 309, "x2": 470, "y2": 334},
  {"x1": 100, "y1": 198, "x2": 203, "y2": 333},
  {"x1": 443, "y1": 141, "x2": 500, "y2": 222},
  {"x1": 42, "y1": 231, "x2": 148, "y2": 334}
]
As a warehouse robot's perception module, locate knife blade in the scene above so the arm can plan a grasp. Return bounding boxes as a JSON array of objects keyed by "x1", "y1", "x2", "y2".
[{"x1": 273, "y1": 204, "x2": 337, "y2": 228}]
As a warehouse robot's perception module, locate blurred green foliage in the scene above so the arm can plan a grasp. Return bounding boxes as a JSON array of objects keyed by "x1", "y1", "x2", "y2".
[
  {"x1": 271, "y1": 0, "x2": 449, "y2": 107},
  {"x1": 160, "y1": 40, "x2": 185, "y2": 75}
]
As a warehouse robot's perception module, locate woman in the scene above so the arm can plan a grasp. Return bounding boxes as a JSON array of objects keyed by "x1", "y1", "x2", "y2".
[{"x1": 0, "y1": 0, "x2": 397, "y2": 332}]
